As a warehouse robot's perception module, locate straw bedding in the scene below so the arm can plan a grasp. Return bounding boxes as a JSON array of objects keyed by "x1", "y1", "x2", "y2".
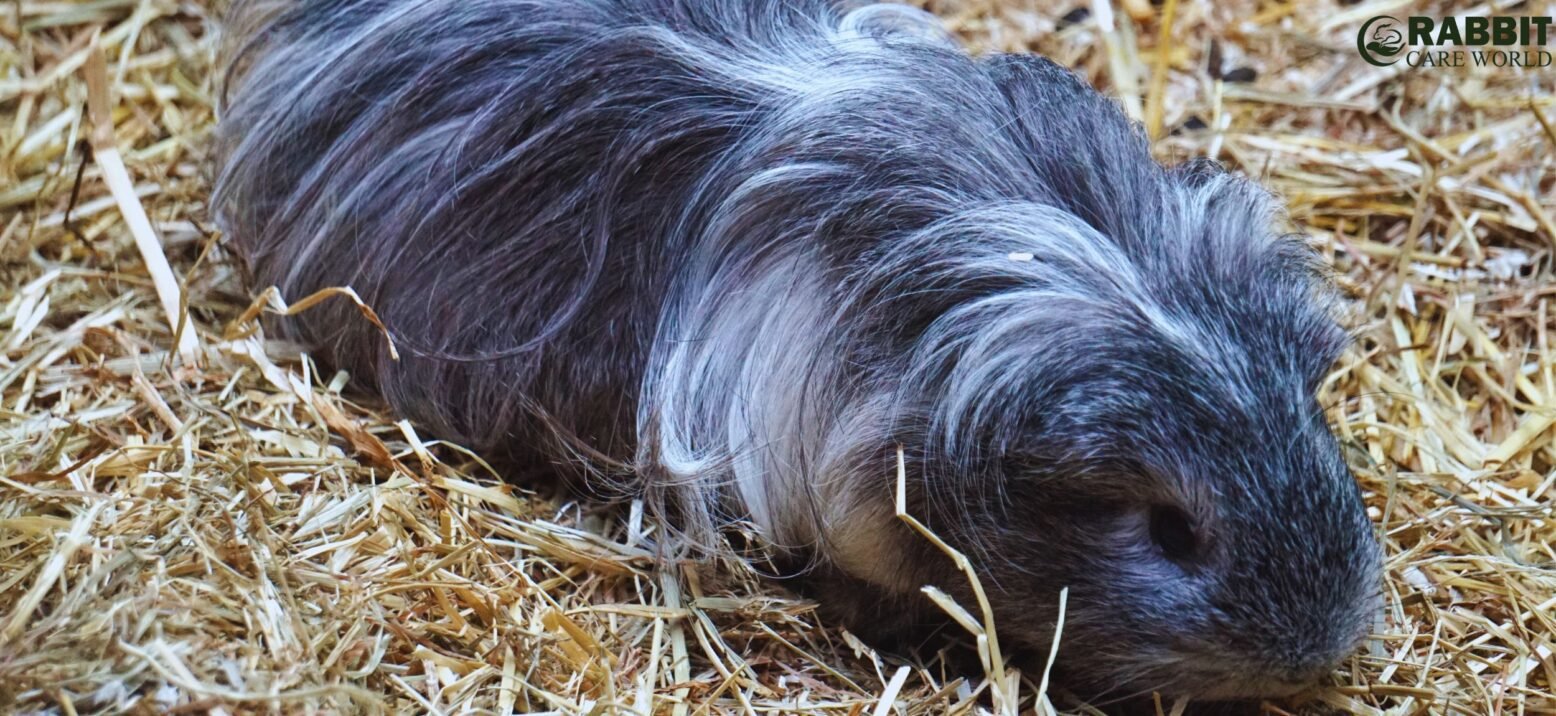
[{"x1": 1, "y1": 0, "x2": 1553, "y2": 713}]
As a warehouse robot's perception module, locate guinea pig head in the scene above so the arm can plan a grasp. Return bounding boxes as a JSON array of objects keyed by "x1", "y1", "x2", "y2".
[{"x1": 885, "y1": 174, "x2": 1382, "y2": 702}]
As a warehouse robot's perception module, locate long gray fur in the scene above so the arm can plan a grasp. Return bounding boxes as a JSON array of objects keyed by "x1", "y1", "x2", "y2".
[{"x1": 214, "y1": 0, "x2": 1381, "y2": 700}]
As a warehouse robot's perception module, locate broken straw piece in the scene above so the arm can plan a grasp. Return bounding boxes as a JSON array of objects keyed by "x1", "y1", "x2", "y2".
[{"x1": 82, "y1": 42, "x2": 200, "y2": 364}]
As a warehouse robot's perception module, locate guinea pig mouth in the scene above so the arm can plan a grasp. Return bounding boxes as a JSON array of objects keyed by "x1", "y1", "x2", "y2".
[
  {"x1": 1041, "y1": 645, "x2": 1333, "y2": 704},
  {"x1": 1165, "y1": 657, "x2": 1341, "y2": 701},
  {"x1": 1054, "y1": 666, "x2": 1317, "y2": 707},
  {"x1": 1183, "y1": 673, "x2": 1315, "y2": 701}
]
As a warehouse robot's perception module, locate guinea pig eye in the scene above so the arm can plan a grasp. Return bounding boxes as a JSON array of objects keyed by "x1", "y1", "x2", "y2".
[{"x1": 1148, "y1": 505, "x2": 1198, "y2": 562}]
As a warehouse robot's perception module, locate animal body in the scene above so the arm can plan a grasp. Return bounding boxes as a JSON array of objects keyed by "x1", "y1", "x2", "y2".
[{"x1": 214, "y1": 0, "x2": 1382, "y2": 701}]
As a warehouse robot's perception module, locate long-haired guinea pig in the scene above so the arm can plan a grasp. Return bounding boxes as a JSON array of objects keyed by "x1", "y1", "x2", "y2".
[{"x1": 213, "y1": 0, "x2": 1382, "y2": 702}]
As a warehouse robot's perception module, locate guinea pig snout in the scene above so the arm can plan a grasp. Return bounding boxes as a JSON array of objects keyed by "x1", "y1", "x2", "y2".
[
  {"x1": 1254, "y1": 634, "x2": 1370, "y2": 690},
  {"x1": 1221, "y1": 656, "x2": 1357, "y2": 700},
  {"x1": 1168, "y1": 613, "x2": 1373, "y2": 700},
  {"x1": 1195, "y1": 533, "x2": 1381, "y2": 696}
]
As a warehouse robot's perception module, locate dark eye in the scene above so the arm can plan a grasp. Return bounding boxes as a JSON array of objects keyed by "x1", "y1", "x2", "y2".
[{"x1": 1149, "y1": 506, "x2": 1198, "y2": 562}]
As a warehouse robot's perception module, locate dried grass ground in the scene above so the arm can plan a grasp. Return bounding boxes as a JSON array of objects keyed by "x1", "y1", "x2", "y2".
[{"x1": 2, "y1": 0, "x2": 1554, "y2": 713}]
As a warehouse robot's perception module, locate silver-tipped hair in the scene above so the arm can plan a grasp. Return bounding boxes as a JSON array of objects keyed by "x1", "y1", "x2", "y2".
[{"x1": 215, "y1": 0, "x2": 1380, "y2": 700}]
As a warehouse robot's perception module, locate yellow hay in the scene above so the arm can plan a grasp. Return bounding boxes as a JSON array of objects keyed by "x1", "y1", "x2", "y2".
[{"x1": 2, "y1": 1, "x2": 1553, "y2": 713}]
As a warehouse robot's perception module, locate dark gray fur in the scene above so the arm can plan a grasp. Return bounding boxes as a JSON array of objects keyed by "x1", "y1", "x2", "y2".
[{"x1": 213, "y1": 0, "x2": 1382, "y2": 701}]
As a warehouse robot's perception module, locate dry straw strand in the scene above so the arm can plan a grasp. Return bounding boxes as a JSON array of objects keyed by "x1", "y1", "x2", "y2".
[{"x1": 2, "y1": 0, "x2": 1554, "y2": 714}]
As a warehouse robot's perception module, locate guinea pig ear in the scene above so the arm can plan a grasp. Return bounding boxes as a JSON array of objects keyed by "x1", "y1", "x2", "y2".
[
  {"x1": 835, "y1": 3, "x2": 959, "y2": 49},
  {"x1": 1169, "y1": 156, "x2": 1230, "y2": 189}
]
